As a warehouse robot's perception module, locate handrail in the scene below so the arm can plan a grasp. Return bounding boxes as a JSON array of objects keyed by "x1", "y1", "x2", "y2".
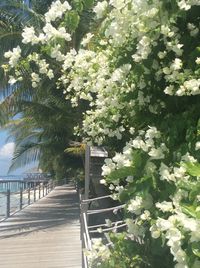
[
  {"x1": 81, "y1": 195, "x2": 112, "y2": 203},
  {"x1": 88, "y1": 220, "x2": 124, "y2": 229},
  {"x1": 87, "y1": 204, "x2": 125, "y2": 215},
  {"x1": 83, "y1": 212, "x2": 92, "y2": 250},
  {"x1": 89, "y1": 223, "x2": 127, "y2": 233},
  {"x1": 0, "y1": 180, "x2": 56, "y2": 222},
  {"x1": 80, "y1": 193, "x2": 126, "y2": 268}
]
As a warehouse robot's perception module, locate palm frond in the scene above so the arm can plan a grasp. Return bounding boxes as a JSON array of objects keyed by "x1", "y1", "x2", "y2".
[
  {"x1": 8, "y1": 142, "x2": 40, "y2": 173},
  {"x1": 64, "y1": 142, "x2": 85, "y2": 156}
]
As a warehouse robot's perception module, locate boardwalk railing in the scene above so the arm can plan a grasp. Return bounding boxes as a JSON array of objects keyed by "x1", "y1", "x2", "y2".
[
  {"x1": 80, "y1": 194, "x2": 126, "y2": 268},
  {"x1": 0, "y1": 180, "x2": 56, "y2": 222}
]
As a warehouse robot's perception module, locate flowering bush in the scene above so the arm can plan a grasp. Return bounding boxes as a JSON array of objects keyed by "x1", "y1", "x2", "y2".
[{"x1": 2, "y1": 0, "x2": 200, "y2": 267}]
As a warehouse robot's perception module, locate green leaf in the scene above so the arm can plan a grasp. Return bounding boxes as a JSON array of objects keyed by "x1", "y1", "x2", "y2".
[
  {"x1": 84, "y1": 0, "x2": 94, "y2": 9},
  {"x1": 192, "y1": 242, "x2": 200, "y2": 257},
  {"x1": 184, "y1": 162, "x2": 200, "y2": 177},
  {"x1": 64, "y1": 11, "x2": 80, "y2": 32},
  {"x1": 107, "y1": 166, "x2": 135, "y2": 182},
  {"x1": 119, "y1": 189, "x2": 131, "y2": 203},
  {"x1": 181, "y1": 204, "x2": 197, "y2": 218},
  {"x1": 189, "y1": 186, "x2": 200, "y2": 201},
  {"x1": 73, "y1": 0, "x2": 84, "y2": 12}
]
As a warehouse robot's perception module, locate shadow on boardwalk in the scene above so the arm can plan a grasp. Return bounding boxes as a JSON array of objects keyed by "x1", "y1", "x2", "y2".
[
  {"x1": 0, "y1": 184, "x2": 81, "y2": 268},
  {"x1": 0, "y1": 185, "x2": 79, "y2": 239}
]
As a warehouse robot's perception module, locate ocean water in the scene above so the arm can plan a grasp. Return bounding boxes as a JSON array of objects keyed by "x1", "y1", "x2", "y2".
[
  {"x1": 0, "y1": 193, "x2": 20, "y2": 219},
  {"x1": 0, "y1": 175, "x2": 33, "y2": 220}
]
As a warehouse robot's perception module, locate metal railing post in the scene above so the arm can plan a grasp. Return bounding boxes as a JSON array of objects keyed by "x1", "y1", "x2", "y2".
[
  {"x1": 39, "y1": 184, "x2": 41, "y2": 199},
  {"x1": 34, "y1": 183, "x2": 36, "y2": 202},
  {"x1": 6, "y1": 189, "x2": 10, "y2": 218},
  {"x1": 28, "y1": 187, "x2": 30, "y2": 205},
  {"x1": 20, "y1": 188, "x2": 23, "y2": 210}
]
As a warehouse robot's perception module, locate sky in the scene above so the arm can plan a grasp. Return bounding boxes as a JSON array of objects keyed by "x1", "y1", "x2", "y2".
[
  {"x1": 0, "y1": 0, "x2": 36, "y2": 177},
  {"x1": 0, "y1": 130, "x2": 15, "y2": 175},
  {"x1": 0, "y1": 130, "x2": 37, "y2": 176}
]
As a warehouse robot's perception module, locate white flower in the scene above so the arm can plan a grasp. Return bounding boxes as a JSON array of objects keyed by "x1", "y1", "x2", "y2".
[
  {"x1": 181, "y1": 153, "x2": 197, "y2": 163},
  {"x1": 4, "y1": 46, "x2": 21, "y2": 67},
  {"x1": 102, "y1": 158, "x2": 116, "y2": 176},
  {"x1": 31, "y1": 72, "x2": 41, "y2": 88},
  {"x1": 158, "y1": 51, "x2": 167, "y2": 59},
  {"x1": 145, "y1": 126, "x2": 161, "y2": 139},
  {"x1": 163, "y1": 67, "x2": 171, "y2": 75},
  {"x1": 140, "y1": 210, "x2": 151, "y2": 220},
  {"x1": 45, "y1": 0, "x2": 71, "y2": 22},
  {"x1": 161, "y1": 25, "x2": 174, "y2": 37},
  {"x1": 47, "y1": 69, "x2": 54, "y2": 79},
  {"x1": 43, "y1": 23, "x2": 71, "y2": 41},
  {"x1": 148, "y1": 148, "x2": 165, "y2": 159},
  {"x1": 171, "y1": 58, "x2": 183, "y2": 70},
  {"x1": 93, "y1": 1, "x2": 108, "y2": 19},
  {"x1": 112, "y1": 153, "x2": 131, "y2": 168},
  {"x1": 156, "y1": 218, "x2": 173, "y2": 231},
  {"x1": 156, "y1": 201, "x2": 174, "y2": 212},
  {"x1": 173, "y1": 166, "x2": 186, "y2": 179},
  {"x1": 129, "y1": 127, "x2": 135, "y2": 134},
  {"x1": 100, "y1": 179, "x2": 106, "y2": 185},
  {"x1": 196, "y1": 57, "x2": 200, "y2": 65},
  {"x1": 51, "y1": 45, "x2": 65, "y2": 61},
  {"x1": 195, "y1": 141, "x2": 200, "y2": 150},
  {"x1": 127, "y1": 196, "x2": 143, "y2": 215},
  {"x1": 126, "y1": 176, "x2": 133, "y2": 183},
  {"x1": 126, "y1": 219, "x2": 145, "y2": 236},
  {"x1": 187, "y1": 23, "x2": 199, "y2": 37},
  {"x1": 81, "y1": 33, "x2": 94, "y2": 47},
  {"x1": 166, "y1": 228, "x2": 182, "y2": 243},
  {"x1": 150, "y1": 224, "x2": 161, "y2": 239},
  {"x1": 178, "y1": 0, "x2": 191, "y2": 10},
  {"x1": 159, "y1": 163, "x2": 175, "y2": 182},
  {"x1": 164, "y1": 85, "x2": 174, "y2": 95},
  {"x1": 22, "y1": 27, "x2": 39, "y2": 45},
  {"x1": 173, "y1": 249, "x2": 186, "y2": 263},
  {"x1": 105, "y1": 219, "x2": 112, "y2": 227},
  {"x1": 8, "y1": 76, "x2": 17, "y2": 85}
]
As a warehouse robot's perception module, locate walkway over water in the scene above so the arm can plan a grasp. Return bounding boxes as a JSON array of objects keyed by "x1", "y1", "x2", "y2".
[{"x1": 0, "y1": 184, "x2": 81, "y2": 268}]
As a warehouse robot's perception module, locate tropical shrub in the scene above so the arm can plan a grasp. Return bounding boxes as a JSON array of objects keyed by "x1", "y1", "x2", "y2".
[{"x1": 2, "y1": 0, "x2": 200, "y2": 267}]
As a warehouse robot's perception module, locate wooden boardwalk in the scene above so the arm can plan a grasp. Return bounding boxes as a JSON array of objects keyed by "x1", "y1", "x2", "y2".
[{"x1": 0, "y1": 184, "x2": 81, "y2": 268}]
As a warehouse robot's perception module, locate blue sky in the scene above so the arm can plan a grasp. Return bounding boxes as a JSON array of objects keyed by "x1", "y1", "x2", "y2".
[
  {"x1": 0, "y1": 130, "x2": 15, "y2": 175},
  {"x1": 0, "y1": 130, "x2": 37, "y2": 176},
  {"x1": 0, "y1": 0, "x2": 35, "y2": 176}
]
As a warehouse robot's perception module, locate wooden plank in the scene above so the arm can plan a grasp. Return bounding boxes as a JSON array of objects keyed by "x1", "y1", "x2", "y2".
[{"x1": 0, "y1": 185, "x2": 82, "y2": 268}]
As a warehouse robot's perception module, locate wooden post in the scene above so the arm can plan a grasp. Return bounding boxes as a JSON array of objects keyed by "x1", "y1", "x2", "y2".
[
  {"x1": 6, "y1": 190, "x2": 10, "y2": 218},
  {"x1": 43, "y1": 184, "x2": 45, "y2": 197},
  {"x1": 28, "y1": 187, "x2": 30, "y2": 205},
  {"x1": 85, "y1": 145, "x2": 90, "y2": 200},
  {"x1": 45, "y1": 184, "x2": 48, "y2": 195},
  {"x1": 20, "y1": 188, "x2": 23, "y2": 210}
]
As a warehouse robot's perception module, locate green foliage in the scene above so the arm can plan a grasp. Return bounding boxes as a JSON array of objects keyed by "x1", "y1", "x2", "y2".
[
  {"x1": 63, "y1": 10, "x2": 80, "y2": 32},
  {"x1": 107, "y1": 166, "x2": 135, "y2": 183},
  {"x1": 184, "y1": 162, "x2": 200, "y2": 177}
]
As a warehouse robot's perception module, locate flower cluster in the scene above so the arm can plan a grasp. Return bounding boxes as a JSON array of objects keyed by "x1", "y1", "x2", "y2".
[
  {"x1": 84, "y1": 238, "x2": 111, "y2": 267},
  {"x1": 2, "y1": 0, "x2": 200, "y2": 267},
  {"x1": 3, "y1": 0, "x2": 72, "y2": 88},
  {"x1": 101, "y1": 133, "x2": 200, "y2": 267}
]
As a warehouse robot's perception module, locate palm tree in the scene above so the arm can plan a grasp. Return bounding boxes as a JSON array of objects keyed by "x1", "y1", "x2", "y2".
[{"x1": 0, "y1": 0, "x2": 95, "y2": 179}]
